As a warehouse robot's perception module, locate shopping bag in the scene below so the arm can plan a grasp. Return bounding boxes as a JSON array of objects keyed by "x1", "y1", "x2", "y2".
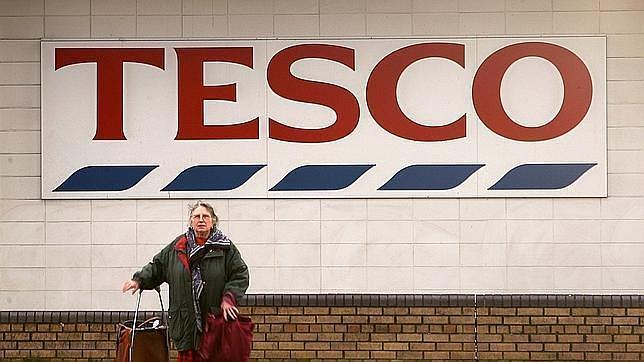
[
  {"x1": 116, "y1": 288, "x2": 169, "y2": 362},
  {"x1": 198, "y1": 313, "x2": 254, "y2": 362}
]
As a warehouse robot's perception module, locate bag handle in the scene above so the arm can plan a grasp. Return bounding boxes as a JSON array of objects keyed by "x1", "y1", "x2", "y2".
[{"x1": 130, "y1": 286, "x2": 167, "y2": 361}]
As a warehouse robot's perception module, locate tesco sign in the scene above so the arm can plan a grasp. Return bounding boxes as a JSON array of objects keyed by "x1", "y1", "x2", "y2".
[{"x1": 41, "y1": 37, "x2": 606, "y2": 199}]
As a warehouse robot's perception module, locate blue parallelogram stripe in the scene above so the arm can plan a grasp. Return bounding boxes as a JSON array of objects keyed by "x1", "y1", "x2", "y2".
[
  {"x1": 270, "y1": 164, "x2": 375, "y2": 191},
  {"x1": 162, "y1": 165, "x2": 266, "y2": 191},
  {"x1": 53, "y1": 165, "x2": 158, "y2": 192},
  {"x1": 379, "y1": 164, "x2": 484, "y2": 190},
  {"x1": 489, "y1": 163, "x2": 596, "y2": 190}
]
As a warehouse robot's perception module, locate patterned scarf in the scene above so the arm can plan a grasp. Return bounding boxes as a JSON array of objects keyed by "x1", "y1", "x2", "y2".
[{"x1": 186, "y1": 227, "x2": 231, "y2": 332}]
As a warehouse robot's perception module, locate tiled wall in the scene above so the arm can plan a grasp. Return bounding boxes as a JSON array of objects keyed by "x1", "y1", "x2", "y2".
[{"x1": 1, "y1": 0, "x2": 643, "y2": 310}]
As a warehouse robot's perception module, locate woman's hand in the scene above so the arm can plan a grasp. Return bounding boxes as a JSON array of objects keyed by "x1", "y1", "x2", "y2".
[
  {"x1": 121, "y1": 279, "x2": 140, "y2": 294},
  {"x1": 221, "y1": 298, "x2": 239, "y2": 321}
]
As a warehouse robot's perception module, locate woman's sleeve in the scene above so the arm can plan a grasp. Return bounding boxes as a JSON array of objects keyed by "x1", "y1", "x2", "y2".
[
  {"x1": 132, "y1": 247, "x2": 167, "y2": 290},
  {"x1": 224, "y1": 243, "x2": 250, "y2": 300}
]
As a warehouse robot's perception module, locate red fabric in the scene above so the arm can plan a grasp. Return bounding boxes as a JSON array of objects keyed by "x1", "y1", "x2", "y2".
[
  {"x1": 177, "y1": 350, "x2": 201, "y2": 362},
  {"x1": 196, "y1": 237, "x2": 207, "y2": 246},
  {"x1": 173, "y1": 236, "x2": 190, "y2": 272},
  {"x1": 198, "y1": 314, "x2": 253, "y2": 362}
]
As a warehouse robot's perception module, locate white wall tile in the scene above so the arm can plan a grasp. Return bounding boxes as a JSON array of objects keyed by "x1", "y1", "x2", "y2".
[
  {"x1": 602, "y1": 244, "x2": 644, "y2": 266},
  {"x1": 608, "y1": 150, "x2": 644, "y2": 173},
  {"x1": 459, "y1": 12, "x2": 505, "y2": 34},
  {"x1": 414, "y1": 220, "x2": 459, "y2": 243},
  {"x1": 367, "y1": 244, "x2": 412, "y2": 266},
  {"x1": 137, "y1": 15, "x2": 182, "y2": 37},
  {"x1": 506, "y1": 199, "x2": 553, "y2": 219},
  {"x1": 553, "y1": 198, "x2": 600, "y2": 219},
  {"x1": 608, "y1": 35, "x2": 644, "y2": 58},
  {"x1": 507, "y1": 267, "x2": 554, "y2": 290},
  {"x1": 368, "y1": 221, "x2": 413, "y2": 243},
  {"x1": 46, "y1": 291, "x2": 91, "y2": 310},
  {"x1": 554, "y1": 267, "x2": 601, "y2": 289},
  {"x1": 44, "y1": 15, "x2": 91, "y2": 37},
  {"x1": 276, "y1": 267, "x2": 320, "y2": 292},
  {"x1": 320, "y1": 0, "x2": 366, "y2": 13},
  {"x1": 236, "y1": 243, "x2": 274, "y2": 267},
  {"x1": 366, "y1": 13, "x2": 412, "y2": 35},
  {"x1": 91, "y1": 0, "x2": 136, "y2": 15},
  {"x1": 553, "y1": 12, "x2": 599, "y2": 33},
  {"x1": 276, "y1": 244, "x2": 320, "y2": 266},
  {"x1": 182, "y1": 0, "x2": 227, "y2": 15},
  {"x1": 413, "y1": 0, "x2": 457, "y2": 12},
  {"x1": 0, "y1": 17, "x2": 43, "y2": 38},
  {"x1": 45, "y1": 0, "x2": 90, "y2": 15},
  {"x1": 274, "y1": 0, "x2": 318, "y2": 14},
  {"x1": 608, "y1": 81, "x2": 644, "y2": 104},
  {"x1": 507, "y1": 242, "x2": 553, "y2": 266},
  {"x1": 45, "y1": 267, "x2": 90, "y2": 290},
  {"x1": 228, "y1": 220, "x2": 275, "y2": 243},
  {"x1": 0, "y1": 268, "x2": 44, "y2": 290},
  {"x1": 0, "y1": 200, "x2": 44, "y2": 221},
  {"x1": 247, "y1": 267, "x2": 275, "y2": 292},
  {"x1": 321, "y1": 199, "x2": 366, "y2": 220},
  {"x1": 46, "y1": 245, "x2": 90, "y2": 267},
  {"x1": 0, "y1": 222, "x2": 44, "y2": 244},
  {"x1": 412, "y1": 13, "x2": 459, "y2": 34},
  {"x1": 608, "y1": 58, "x2": 644, "y2": 81},
  {"x1": 93, "y1": 267, "x2": 136, "y2": 290},
  {"x1": 46, "y1": 222, "x2": 91, "y2": 244},
  {"x1": 460, "y1": 199, "x2": 505, "y2": 219},
  {"x1": 228, "y1": 15, "x2": 274, "y2": 36},
  {"x1": 460, "y1": 220, "x2": 506, "y2": 243},
  {"x1": 553, "y1": 0, "x2": 598, "y2": 11},
  {"x1": 608, "y1": 127, "x2": 644, "y2": 149},
  {"x1": 508, "y1": 220, "x2": 553, "y2": 242},
  {"x1": 274, "y1": 14, "x2": 319, "y2": 36},
  {"x1": 275, "y1": 199, "x2": 320, "y2": 220},
  {"x1": 367, "y1": 199, "x2": 412, "y2": 220},
  {"x1": 367, "y1": 267, "x2": 412, "y2": 292},
  {"x1": 601, "y1": 267, "x2": 644, "y2": 290},
  {"x1": 0, "y1": 291, "x2": 45, "y2": 309},
  {"x1": 92, "y1": 200, "x2": 137, "y2": 221},
  {"x1": 0, "y1": 245, "x2": 43, "y2": 266},
  {"x1": 0, "y1": 86, "x2": 39, "y2": 107},
  {"x1": 602, "y1": 220, "x2": 644, "y2": 242},
  {"x1": 137, "y1": 200, "x2": 181, "y2": 221},
  {"x1": 93, "y1": 222, "x2": 136, "y2": 244},
  {"x1": 552, "y1": 244, "x2": 601, "y2": 266},
  {"x1": 182, "y1": 15, "x2": 228, "y2": 37},
  {"x1": 608, "y1": 104, "x2": 644, "y2": 127},
  {"x1": 320, "y1": 14, "x2": 366, "y2": 36},
  {"x1": 92, "y1": 245, "x2": 136, "y2": 267},
  {"x1": 138, "y1": 0, "x2": 181, "y2": 15},
  {"x1": 136, "y1": 221, "x2": 183, "y2": 244},
  {"x1": 414, "y1": 244, "x2": 459, "y2": 266},
  {"x1": 0, "y1": 154, "x2": 40, "y2": 176},
  {"x1": 0, "y1": 63, "x2": 40, "y2": 85},
  {"x1": 46, "y1": 200, "x2": 91, "y2": 221},
  {"x1": 321, "y1": 221, "x2": 366, "y2": 243},
  {"x1": 506, "y1": 12, "x2": 553, "y2": 34},
  {"x1": 460, "y1": 244, "x2": 506, "y2": 266},
  {"x1": 275, "y1": 221, "x2": 320, "y2": 243},
  {"x1": 0, "y1": 176, "x2": 40, "y2": 199},
  {"x1": 601, "y1": 0, "x2": 644, "y2": 10},
  {"x1": 92, "y1": 290, "x2": 141, "y2": 310},
  {"x1": 458, "y1": 0, "x2": 505, "y2": 12},
  {"x1": 553, "y1": 220, "x2": 601, "y2": 242},
  {"x1": 0, "y1": 0, "x2": 43, "y2": 15},
  {"x1": 322, "y1": 267, "x2": 367, "y2": 291},
  {"x1": 0, "y1": 109, "x2": 40, "y2": 131},
  {"x1": 229, "y1": 199, "x2": 274, "y2": 220},
  {"x1": 414, "y1": 266, "x2": 459, "y2": 289},
  {"x1": 322, "y1": 243, "x2": 366, "y2": 266},
  {"x1": 367, "y1": 0, "x2": 412, "y2": 13},
  {"x1": 0, "y1": 131, "x2": 39, "y2": 153},
  {"x1": 228, "y1": 0, "x2": 273, "y2": 14},
  {"x1": 608, "y1": 174, "x2": 644, "y2": 196},
  {"x1": 600, "y1": 11, "x2": 644, "y2": 33},
  {"x1": 507, "y1": 0, "x2": 552, "y2": 11},
  {"x1": 460, "y1": 267, "x2": 505, "y2": 290},
  {"x1": 91, "y1": 15, "x2": 137, "y2": 37},
  {"x1": 601, "y1": 197, "x2": 644, "y2": 219},
  {"x1": 412, "y1": 199, "x2": 459, "y2": 219}
]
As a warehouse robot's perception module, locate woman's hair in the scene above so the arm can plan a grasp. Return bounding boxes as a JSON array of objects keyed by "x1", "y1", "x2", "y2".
[{"x1": 188, "y1": 200, "x2": 219, "y2": 226}]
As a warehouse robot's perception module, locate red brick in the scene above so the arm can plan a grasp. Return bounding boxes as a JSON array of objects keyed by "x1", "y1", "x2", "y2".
[
  {"x1": 264, "y1": 315, "x2": 289, "y2": 323},
  {"x1": 558, "y1": 316, "x2": 584, "y2": 324},
  {"x1": 303, "y1": 307, "x2": 328, "y2": 315},
  {"x1": 489, "y1": 342, "x2": 516, "y2": 351},
  {"x1": 503, "y1": 334, "x2": 528, "y2": 343},
  {"x1": 56, "y1": 349, "x2": 82, "y2": 358},
  {"x1": 599, "y1": 308, "x2": 626, "y2": 316},
  {"x1": 571, "y1": 343, "x2": 598, "y2": 351},
  {"x1": 330, "y1": 341, "x2": 356, "y2": 350},
  {"x1": 559, "y1": 352, "x2": 584, "y2": 360},
  {"x1": 5, "y1": 332, "x2": 29, "y2": 340},
  {"x1": 342, "y1": 315, "x2": 367, "y2": 323},
  {"x1": 290, "y1": 315, "x2": 315, "y2": 324},
  {"x1": 627, "y1": 344, "x2": 644, "y2": 352},
  {"x1": 478, "y1": 334, "x2": 502, "y2": 342},
  {"x1": 264, "y1": 350, "x2": 290, "y2": 358},
  {"x1": 409, "y1": 342, "x2": 436, "y2": 350},
  {"x1": 599, "y1": 343, "x2": 626, "y2": 352},
  {"x1": 397, "y1": 350, "x2": 423, "y2": 359},
  {"x1": 423, "y1": 316, "x2": 448, "y2": 324},
  {"x1": 477, "y1": 316, "x2": 503, "y2": 324},
  {"x1": 423, "y1": 333, "x2": 449, "y2": 342},
  {"x1": 517, "y1": 343, "x2": 543, "y2": 351},
  {"x1": 344, "y1": 332, "x2": 369, "y2": 341},
  {"x1": 450, "y1": 351, "x2": 475, "y2": 359},
  {"x1": 564, "y1": 325, "x2": 578, "y2": 333},
  {"x1": 613, "y1": 352, "x2": 641, "y2": 360},
  {"x1": 383, "y1": 307, "x2": 409, "y2": 315},
  {"x1": 316, "y1": 350, "x2": 342, "y2": 359},
  {"x1": 626, "y1": 308, "x2": 644, "y2": 316},
  {"x1": 371, "y1": 350, "x2": 396, "y2": 359},
  {"x1": 530, "y1": 334, "x2": 556, "y2": 343},
  {"x1": 586, "y1": 352, "x2": 613, "y2": 360},
  {"x1": 587, "y1": 316, "x2": 612, "y2": 325},
  {"x1": 5, "y1": 350, "x2": 30, "y2": 358},
  {"x1": 423, "y1": 351, "x2": 450, "y2": 359},
  {"x1": 370, "y1": 333, "x2": 395, "y2": 342},
  {"x1": 409, "y1": 307, "x2": 435, "y2": 315},
  {"x1": 517, "y1": 307, "x2": 543, "y2": 316},
  {"x1": 619, "y1": 326, "x2": 633, "y2": 334},
  {"x1": 383, "y1": 342, "x2": 409, "y2": 351},
  {"x1": 291, "y1": 350, "x2": 315, "y2": 358},
  {"x1": 530, "y1": 351, "x2": 558, "y2": 360},
  {"x1": 344, "y1": 350, "x2": 370, "y2": 359},
  {"x1": 449, "y1": 333, "x2": 474, "y2": 342},
  {"x1": 504, "y1": 316, "x2": 530, "y2": 324},
  {"x1": 316, "y1": 315, "x2": 341, "y2": 323},
  {"x1": 396, "y1": 316, "x2": 422, "y2": 324},
  {"x1": 330, "y1": 307, "x2": 355, "y2": 315},
  {"x1": 266, "y1": 333, "x2": 292, "y2": 341},
  {"x1": 490, "y1": 307, "x2": 516, "y2": 316},
  {"x1": 614, "y1": 335, "x2": 640, "y2": 343},
  {"x1": 572, "y1": 307, "x2": 598, "y2": 316},
  {"x1": 278, "y1": 307, "x2": 302, "y2": 315},
  {"x1": 356, "y1": 307, "x2": 381, "y2": 315},
  {"x1": 545, "y1": 343, "x2": 570, "y2": 351},
  {"x1": 17, "y1": 341, "x2": 43, "y2": 349},
  {"x1": 479, "y1": 351, "x2": 503, "y2": 359},
  {"x1": 357, "y1": 342, "x2": 382, "y2": 350},
  {"x1": 30, "y1": 349, "x2": 56, "y2": 358},
  {"x1": 317, "y1": 332, "x2": 342, "y2": 341},
  {"x1": 291, "y1": 333, "x2": 317, "y2": 341},
  {"x1": 614, "y1": 317, "x2": 639, "y2": 325},
  {"x1": 558, "y1": 334, "x2": 583, "y2": 343},
  {"x1": 544, "y1": 307, "x2": 570, "y2": 316},
  {"x1": 277, "y1": 341, "x2": 302, "y2": 349},
  {"x1": 435, "y1": 342, "x2": 462, "y2": 351},
  {"x1": 503, "y1": 351, "x2": 530, "y2": 359},
  {"x1": 586, "y1": 334, "x2": 612, "y2": 343}
]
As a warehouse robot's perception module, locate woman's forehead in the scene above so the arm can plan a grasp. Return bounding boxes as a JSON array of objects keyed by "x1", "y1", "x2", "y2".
[{"x1": 191, "y1": 205, "x2": 209, "y2": 214}]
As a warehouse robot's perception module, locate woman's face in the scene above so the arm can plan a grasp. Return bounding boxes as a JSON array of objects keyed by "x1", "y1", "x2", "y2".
[{"x1": 190, "y1": 205, "x2": 214, "y2": 234}]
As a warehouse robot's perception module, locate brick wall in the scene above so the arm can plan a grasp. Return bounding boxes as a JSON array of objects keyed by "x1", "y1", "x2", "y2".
[{"x1": 1, "y1": 295, "x2": 642, "y2": 361}]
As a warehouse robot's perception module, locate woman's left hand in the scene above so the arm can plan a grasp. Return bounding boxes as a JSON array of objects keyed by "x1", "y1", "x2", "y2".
[{"x1": 221, "y1": 299, "x2": 239, "y2": 321}]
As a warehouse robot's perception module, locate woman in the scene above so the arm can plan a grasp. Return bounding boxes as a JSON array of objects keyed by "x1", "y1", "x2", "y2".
[{"x1": 122, "y1": 201, "x2": 249, "y2": 360}]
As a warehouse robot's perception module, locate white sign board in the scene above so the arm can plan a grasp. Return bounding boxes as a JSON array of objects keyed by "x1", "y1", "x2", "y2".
[{"x1": 41, "y1": 37, "x2": 606, "y2": 199}]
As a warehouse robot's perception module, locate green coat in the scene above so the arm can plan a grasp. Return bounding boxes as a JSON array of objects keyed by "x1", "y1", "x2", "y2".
[{"x1": 133, "y1": 234, "x2": 249, "y2": 351}]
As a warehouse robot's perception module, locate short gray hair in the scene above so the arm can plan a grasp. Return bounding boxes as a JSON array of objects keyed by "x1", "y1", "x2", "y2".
[{"x1": 188, "y1": 201, "x2": 219, "y2": 226}]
